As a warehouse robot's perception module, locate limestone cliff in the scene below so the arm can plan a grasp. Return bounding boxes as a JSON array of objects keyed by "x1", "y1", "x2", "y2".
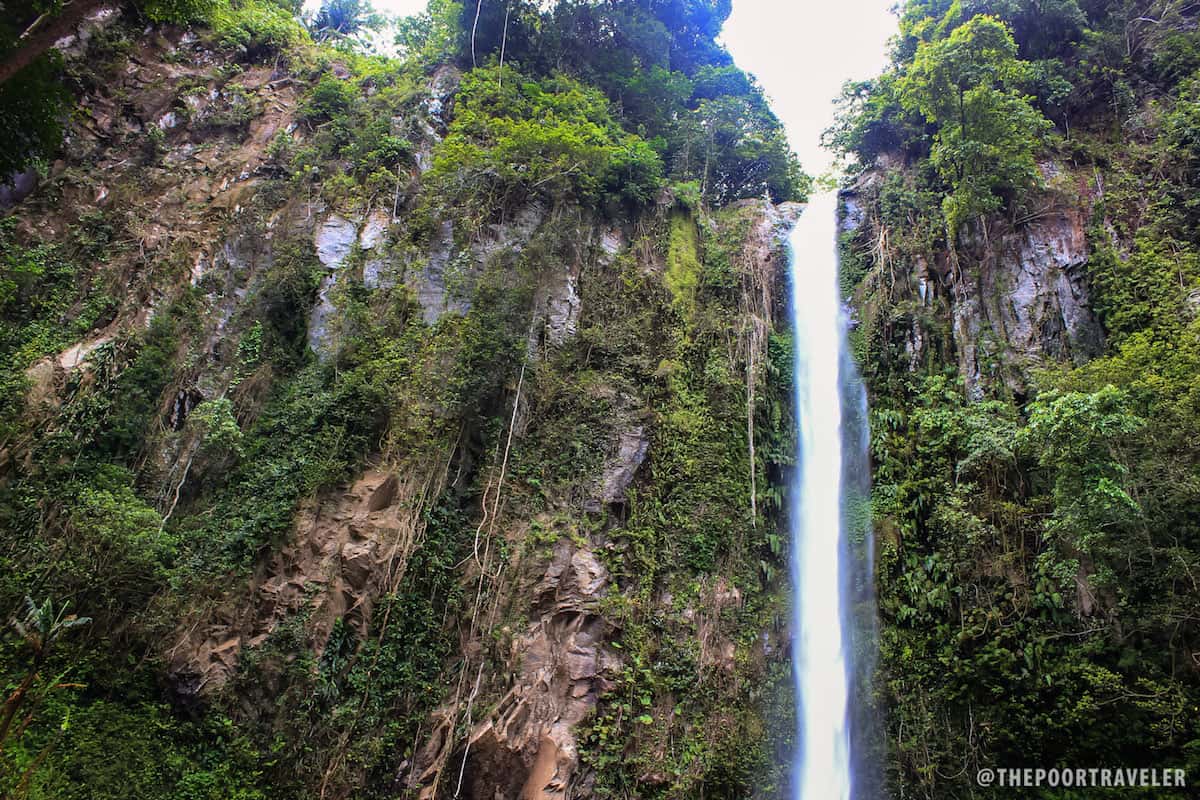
[
  {"x1": 841, "y1": 160, "x2": 1104, "y2": 400},
  {"x1": 0, "y1": 8, "x2": 803, "y2": 798}
]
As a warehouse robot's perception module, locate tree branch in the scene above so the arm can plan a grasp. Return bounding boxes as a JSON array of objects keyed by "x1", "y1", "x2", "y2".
[{"x1": 0, "y1": 0, "x2": 106, "y2": 88}]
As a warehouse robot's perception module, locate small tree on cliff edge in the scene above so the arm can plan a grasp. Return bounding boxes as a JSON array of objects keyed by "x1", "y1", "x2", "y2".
[{"x1": 898, "y1": 14, "x2": 1051, "y2": 234}]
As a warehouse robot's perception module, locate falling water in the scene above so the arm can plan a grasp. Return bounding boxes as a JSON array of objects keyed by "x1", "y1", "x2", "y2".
[{"x1": 788, "y1": 192, "x2": 873, "y2": 800}]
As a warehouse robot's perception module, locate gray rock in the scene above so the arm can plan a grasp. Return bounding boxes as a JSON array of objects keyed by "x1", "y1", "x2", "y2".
[
  {"x1": 840, "y1": 193, "x2": 866, "y2": 234},
  {"x1": 359, "y1": 209, "x2": 389, "y2": 251},
  {"x1": 544, "y1": 275, "x2": 580, "y2": 345},
  {"x1": 362, "y1": 258, "x2": 395, "y2": 290},
  {"x1": 595, "y1": 426, "x2": 649, "y2": 506},
  {"x1": 0, "y1": 169, "x2": 39, "y2": 208},
  {"x1": 954, "y1": 209, "x2": 1104, "y2": 396},
  {"x1": 413, "y1": 220, "x2": 459, "y2": 324},
  {"x1": 527, "y1": 271, "x2": 581, "y2": 356},
  {"x1": 475, "y1": 202, "x2": 545, "y2": 263},
  {"x1": 599, "y1": 229, "x2": 624, "y2": 260},
  {"x1": 308, "y1": 272, "x2": 339, "y2": 356},
  {"x1": 314, "y1": 215, "x2": 358, "y2": 270}
]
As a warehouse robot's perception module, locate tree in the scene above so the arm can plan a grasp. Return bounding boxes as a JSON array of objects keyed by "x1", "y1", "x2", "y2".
[
  {"x1": 309, "y1": 0, "x2": 382, "y2": 44},
  {"x1": 899, "y1": 14, "x2": 1051, "y2": 230},
  {"x1": 1, "y1": 597, "x2": 91, "y2": 752},
  {"x1": 394, "y1": 0, "x2": 463, "y2": 64},
  {"x1": 428, "y1": 66, "x2": 664, "y2": 213},
  {"x1": 0, "y1": 53, "x2": 71, "y2": 178},
  {"x1": 965, "y1": 0, "x2": 1085, "y2": 59},
  {"x1": 1023, "y1": 386, "x2": 1144, "y2": 587},
  {"x1": 691, "y1": 93, "x2": 805, "y2": 204},
  {"x1": 824, "y1": 74, "x2": 923, "y2": 164},
  {"x1": 896, "y1": 0, "x2": 1087, "y2": 60}
]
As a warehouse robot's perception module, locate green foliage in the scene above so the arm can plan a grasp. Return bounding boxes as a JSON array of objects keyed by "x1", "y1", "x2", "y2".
[
  {"x1": 2, "y1": 309, "x2": 184, "y2": 617},
  {"x1": 286, "y1": 56, "x2": 422, "y2": 204},
  {"x1": 21, "y1": 701, "x2": 266, "y2": 800},
  {"x1": 691, "y1": 93, "x2": 808, "y2": 205},
  {"x1": 0, "y1": 218, "x2": 121, "y2": 439},
  {"x1": 451, "y1": 204, "x2": 793, "y2": 799},
  {"x1": 300, "y1": 72, "x2": 358, "y2": 121},
  {"x1": 63, "y1": 465, "x2": 173, "y2": 596},
  {"x1": 211, "y1": 0, "x2": 307, "y2": 61},
  {"x1": 309, "y1": 0, "x2": 382, "y2": 44},
  {"x1": 141, "y1": 0, "x2": 219, "y2": 23},
  {"x1": 0, "y1": 596, "x2": 91, "y2": 796},
  {"x1": 898, "y1": 15, "x2": 1051, "y2": 231},
  {"x1": 1024, "y1": 386, "x2": 1144, "y2": 564},
  {"x1": 835, "y1": 4, "x2": 1200, "y2": 791},
  {"x1": 896, "y1": 0, "x2": 1086, "y2": 61},
  {"x1": 0, "y1": 54, "x2": 71, "y2": 177},
  {"x1": 227, "y1": 493, "x2": 472, "y2": 795},
  {"x1": 428, "y1": 66, "x2": 663, "y2": 215},
  {"x1": 173, "y1": 362, "x2": 384, "y2": 573},
  {"x1": 863, "y1": 370, "x2": 1199, "y2": 796},
  {"x1": 190, "y1": 398, "x2": 245, "y2": 458},
  {"x1": 665, "y1": 211, "x2": 702, "y2": 314},
  {"x1": 0, "y1": 3, "x2": 824, "y2": 797},
  {"x1": 394, "y1": 0, "x2": 463, "y2": 64},
  {"x1": 1084, "y1": 233, "x2": 1200, "y2": 348},
  {"x1": 826, "y1": 74, "x2": 924, "y2": 165},
  {"x1": 424, "y1": 0, "x2": 807, "y2": 205},
  {"x1": 252, "y1": 238, "x2": 322, "y2": 368}
]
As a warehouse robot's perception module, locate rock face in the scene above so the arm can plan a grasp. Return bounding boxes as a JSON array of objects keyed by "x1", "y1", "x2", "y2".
[
  {"x1": 407, "y1": 541, "x2": 614, "y2": 800},
  {"x1": 309, "y1": 214, "x2": 360, "y2": 356},
  {"x1": 168, "y1": 468, "x2": 438, "y2": 699},
  {"x1": 314, "y1": 215, "x2": 359, "y2": 269},
  {"x1": 414, "y1": 219, "x2": 465, "y2": 324},
  {"x1": 953, "y1": 208, "x2": 1104, "y2": 397},
  {"x1": 2, "y1": 17, "x2": 802, "y2": 796},
  {"x1": 530, "y1": 272, "x2": 581, "y2": 350},
  {"x1": 841, "y1": 171, "x2": 1104, "y2": 397},
  {"x1": 593, "y1": 425, "x2": 649, "y2": 507}
]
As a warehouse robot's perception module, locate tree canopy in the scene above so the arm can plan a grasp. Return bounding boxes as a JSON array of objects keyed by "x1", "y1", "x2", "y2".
[{"x1": 898, "y1": 14, "x2": 1049, "y2": 230}]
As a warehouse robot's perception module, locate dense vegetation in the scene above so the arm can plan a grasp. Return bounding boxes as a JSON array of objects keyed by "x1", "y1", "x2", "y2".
[
  {"x1": 427, "y1": 0, "x2": 807, "y2": 205},
  {"x1": 0, "y1": 1, "x2": 804, "y2": 798},
  {"x1": 832, "y1": 1, "x2": 1200, "y2": 796},
  {"x1": 18, "y1": 0, "x2": 1200, "y2": 798}
]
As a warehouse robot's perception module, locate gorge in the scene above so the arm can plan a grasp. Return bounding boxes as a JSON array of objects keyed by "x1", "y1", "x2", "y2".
[{"x1": 3, "y1": 1, "x2": 1200, "y2": 799}]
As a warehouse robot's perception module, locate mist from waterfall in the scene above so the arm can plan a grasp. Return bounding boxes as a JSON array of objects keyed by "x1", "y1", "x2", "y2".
[{"x1": 788, "y1": 193, "x2": 876, "y2": 800}]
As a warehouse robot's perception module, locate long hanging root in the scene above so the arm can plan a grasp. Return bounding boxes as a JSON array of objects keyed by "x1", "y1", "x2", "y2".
[
  {"x1": 738, "y1": 204, "x2": 776, "y2": 544},
  {"x1": 318, "y1": 460, "x2": 450, "y2": 800},
  {"x1": 441, "y1": 317, "x2": 536, "y2": 798}
]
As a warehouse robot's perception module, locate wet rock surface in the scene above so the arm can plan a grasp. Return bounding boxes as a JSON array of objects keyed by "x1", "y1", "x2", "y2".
[
  {"x1": 955, "y1": 207, "x2": 1105, "y2": 396},
  {"x1": 841, "y1": 169, "x2": 1105, "y2": 398}
]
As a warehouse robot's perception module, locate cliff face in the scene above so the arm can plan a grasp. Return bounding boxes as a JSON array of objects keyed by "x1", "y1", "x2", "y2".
[
  {"x1": 835, "y1": 3, "x2": 1200, "y2": 797},
  {"x1": 842, "y1": 162, "x2": 1105, "y2": 401},
  {"x1": 0, "y1": 9, "x2": 802, "y2": 799}
]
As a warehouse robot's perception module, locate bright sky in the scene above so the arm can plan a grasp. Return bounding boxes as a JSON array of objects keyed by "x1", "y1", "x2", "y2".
[
  {"x1": 315, "y1": 0, "x2": 899, "y2": 174},
  {"x1": 721, "y1": 0, "x2": 897, "y2": 174}
]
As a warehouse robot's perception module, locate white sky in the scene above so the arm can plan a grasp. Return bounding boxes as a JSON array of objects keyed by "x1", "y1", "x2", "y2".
[
  {"x1": 721, "y1": 0, "x2": 897, "y2": 174},
  {"x1": 314, "y1": 0, "x2": 899, "y2": 174}
]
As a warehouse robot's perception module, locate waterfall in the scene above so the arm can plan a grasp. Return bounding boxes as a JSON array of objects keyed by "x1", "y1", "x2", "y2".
[{"x1": 788, "y1": 193, "x2": 873, "y2": 800}]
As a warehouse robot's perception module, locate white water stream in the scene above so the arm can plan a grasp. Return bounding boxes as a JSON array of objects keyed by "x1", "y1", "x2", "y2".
[{"x1": 788, "y1": 193, "x2": 857, "y2": 800}]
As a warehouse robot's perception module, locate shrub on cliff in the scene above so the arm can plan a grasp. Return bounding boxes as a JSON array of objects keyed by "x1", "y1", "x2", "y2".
[{"x1": 428, "y1": 65, "x2": 663, "y2": 215}]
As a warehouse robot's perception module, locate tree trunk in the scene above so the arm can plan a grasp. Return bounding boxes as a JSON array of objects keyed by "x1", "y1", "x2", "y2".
[{"x1": 0, "y1": 0, "x2": 105, "y2": 88}]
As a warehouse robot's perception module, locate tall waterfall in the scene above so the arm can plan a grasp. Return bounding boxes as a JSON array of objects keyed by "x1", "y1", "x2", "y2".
[{"x1": 788, "y1": 193, "x2": 873, "y2": 800}]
